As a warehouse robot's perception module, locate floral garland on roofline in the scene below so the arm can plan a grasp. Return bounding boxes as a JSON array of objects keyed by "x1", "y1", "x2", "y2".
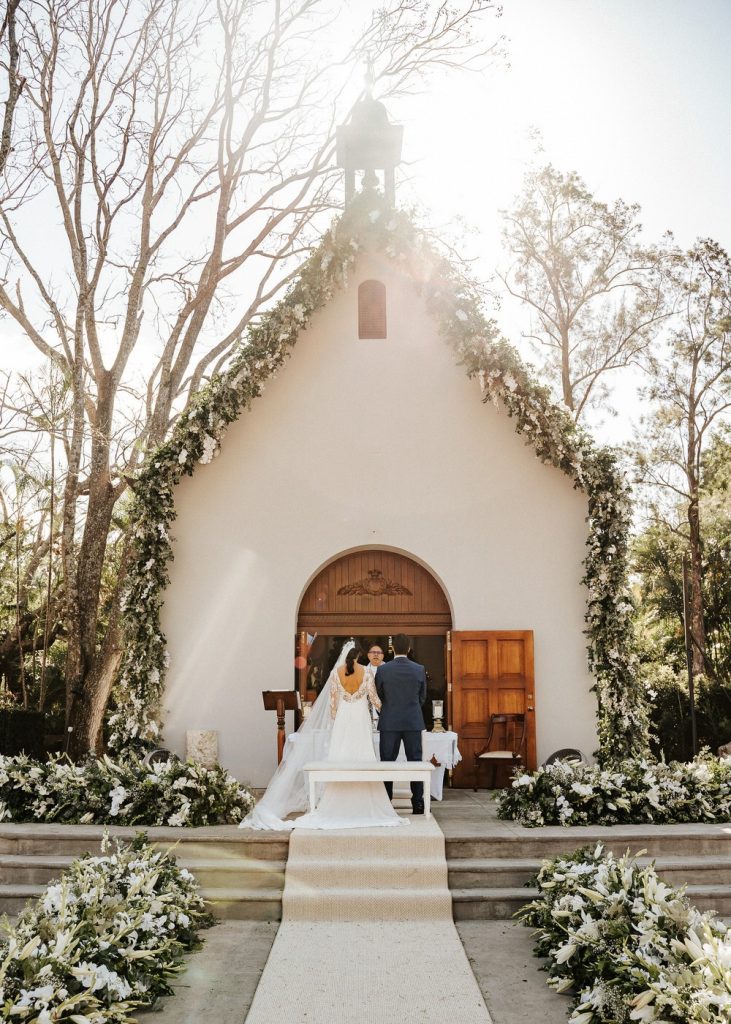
[{"x1": 109, "y1": 191, "x2": 650, "y2": 760}]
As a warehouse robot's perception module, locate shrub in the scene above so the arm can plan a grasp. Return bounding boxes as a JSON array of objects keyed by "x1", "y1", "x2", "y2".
[
  {"x1": 497, "y1": 751, "x2": 731, "y2": 827},
  {"x1": 519, "y1": 843, "x2": 731, "y2": 1023},
  {"x1": 0, "y1": 833, "x2": 214, "y2": 1021},
  {"x1": 0, "y1": 753, "x2": 254, "y2": 826}
]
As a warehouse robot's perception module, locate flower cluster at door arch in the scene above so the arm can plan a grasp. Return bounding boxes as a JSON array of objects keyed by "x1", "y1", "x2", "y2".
[{"x1": 109, "y1": 192, "x2": 650, "y2": 761}]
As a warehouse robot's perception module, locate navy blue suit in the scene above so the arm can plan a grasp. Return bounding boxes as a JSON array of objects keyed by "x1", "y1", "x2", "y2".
[{"x1": 376, "y1": 656, "x2": 427, "y2": 810}]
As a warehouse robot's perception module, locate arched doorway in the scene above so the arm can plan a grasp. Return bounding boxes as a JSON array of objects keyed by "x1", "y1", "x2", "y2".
[
  {"x1": 296, "y1": 549, "x2": 452, "y2": 731},
  {"x1": 297, "y1": 548, "x2": 452, "y2": 635},
  {"x1": 295, "y1": 549, "x2": 537, "y2": 786}
]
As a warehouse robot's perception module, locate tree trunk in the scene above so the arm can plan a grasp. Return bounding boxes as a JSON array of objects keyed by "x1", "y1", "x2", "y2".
[
  {"x1": 686, "y1": 397, "x2": 708, "y2": 679},
  {"x1": 67, "y1": 587, "x2": 123, "y2": 757},
  {"x1": 687, "y1": 493, "x2": 708, "y2": 677},
  {"x1": 66, "y1": 381, "x2": 122, "y2": 757},
  {"x1": 68, "y1": 633, "x2": 123, "y2": 756},
  {"x1": 560, "y1": 326, "x2": 574, "y2": 412}
]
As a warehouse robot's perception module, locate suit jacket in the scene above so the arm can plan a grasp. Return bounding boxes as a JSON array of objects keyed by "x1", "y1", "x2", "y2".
[{"x1": 376, "y1": 657, "x2": 427, "y2": 732}]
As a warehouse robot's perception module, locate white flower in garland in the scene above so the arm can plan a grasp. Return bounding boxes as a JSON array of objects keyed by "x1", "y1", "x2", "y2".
[{"x1": 198, "y1": 433, "x2": 218, "y2": 465}]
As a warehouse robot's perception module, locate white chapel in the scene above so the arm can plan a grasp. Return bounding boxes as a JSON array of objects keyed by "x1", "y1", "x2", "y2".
[{"x1": 156, "y1": 98, "x2": 599, "y2": 787}]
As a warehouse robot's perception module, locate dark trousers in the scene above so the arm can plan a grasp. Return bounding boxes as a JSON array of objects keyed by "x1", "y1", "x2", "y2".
[{"x1": 379, "y1": 729, "x2": 424, "y2": 809}]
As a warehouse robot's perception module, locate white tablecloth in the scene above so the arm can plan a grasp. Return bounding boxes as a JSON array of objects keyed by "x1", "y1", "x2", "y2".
[{"x1": 287, "y1": 730, "x2": 461, "y2": 800}]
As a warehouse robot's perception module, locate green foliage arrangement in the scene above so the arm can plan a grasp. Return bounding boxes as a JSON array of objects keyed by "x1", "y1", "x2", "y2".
[
  {"x1": 0, "y1": 833, "x2": 213, "y2": 1022},
  {"x1": 520, "y1": 843, "x2": 731, "y2": 1023},
  {"x1": 497, "y1": 751, "x2": 731, "y2": 827},
  {"x1": 0, "y1": 753, "x2": 254, "y2": 826},
  {"x1": 111, "y1": 192, "x2": 649, "y2": 761}
]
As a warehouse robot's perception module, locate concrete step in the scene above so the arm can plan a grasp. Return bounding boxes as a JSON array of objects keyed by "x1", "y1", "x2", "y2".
[
  {"x1": 0, "y1": 853, "x2": 287, "y2": 890},
  {"x1": 450, "y1": 884, "x2": 731, "y2": 921},
  {"x1": 0, "y1": 881, "x2": 285, "y2": 923},
  {"x1": 0, "y1": 883, "x2": 45, "y2": 918},
  {"x1": 203, "y1": 886, "x2": 284, "y2": 921},
  {"x1": 444, "y1": 832, "x2": 731, "y2": 860},
  {"x1": 182, "y1": 859, "x2": 287, "y2": 890},
  {"x1": 0, "y1": 854, "x2": 75, "y2": 885},
  {"x1": 447, "y1": 856, "x2": 731, "y2": 890},
  {"x1": 0, "y1": 825, "x2": 289, "y2": 861}
]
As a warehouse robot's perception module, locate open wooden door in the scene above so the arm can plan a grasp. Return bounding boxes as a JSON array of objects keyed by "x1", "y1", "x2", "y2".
[{"x1": 450, "y1": 631, "x2": 536, "y2": 788}]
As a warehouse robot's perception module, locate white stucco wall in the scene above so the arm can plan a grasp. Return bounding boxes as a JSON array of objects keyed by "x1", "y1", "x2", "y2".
[{"x1": 161, "y1": 251, "x2": 598, "y2": 785}]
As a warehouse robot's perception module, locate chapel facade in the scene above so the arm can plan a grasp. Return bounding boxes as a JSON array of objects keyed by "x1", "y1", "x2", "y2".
[{"x1": 158, "y1": 100, "x2": 599, "y2": 787}]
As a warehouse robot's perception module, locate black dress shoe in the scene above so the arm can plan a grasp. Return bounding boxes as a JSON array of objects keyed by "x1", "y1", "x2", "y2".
[{"x1": 412, "y1": 805, "x2": 425, "y2": 815}]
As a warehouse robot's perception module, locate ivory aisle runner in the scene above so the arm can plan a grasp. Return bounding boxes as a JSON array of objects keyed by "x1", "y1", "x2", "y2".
[{"x1": 244, "y1": 818, "x2": 492, "y2": 1024}]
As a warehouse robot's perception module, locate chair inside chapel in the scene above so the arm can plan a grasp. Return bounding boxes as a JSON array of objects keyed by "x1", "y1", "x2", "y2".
[{"x1": 473, "y1": 713, "x2": 526, "y2": 790}]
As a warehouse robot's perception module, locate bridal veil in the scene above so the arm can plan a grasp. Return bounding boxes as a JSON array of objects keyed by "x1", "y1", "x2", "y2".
[{"x1": 239, "y1": 639, "x2": 355, "y2": 830}]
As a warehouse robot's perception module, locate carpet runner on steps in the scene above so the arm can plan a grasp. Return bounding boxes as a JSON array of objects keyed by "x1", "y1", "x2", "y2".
[{"x1": 244, "y1": 817, "x2": 492, "y2": 1024}]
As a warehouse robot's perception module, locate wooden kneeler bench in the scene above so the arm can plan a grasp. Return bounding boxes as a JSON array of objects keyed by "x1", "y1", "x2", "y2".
[{"x1": 303, "y1": 760, "x2": 434, "y2": 819}]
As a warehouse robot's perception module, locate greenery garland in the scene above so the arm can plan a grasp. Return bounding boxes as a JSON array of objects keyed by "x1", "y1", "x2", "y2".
[{"x1": 110, "y1": 192, "x2": 650, "y2": 761}]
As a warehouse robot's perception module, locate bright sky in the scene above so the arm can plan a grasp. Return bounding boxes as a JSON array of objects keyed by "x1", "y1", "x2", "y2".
[
  {"x1": 4, "y1": 0, "x2": 730, "y2": 445},
  {"x1": 401, "y1": 0, "x2": 731, "y2": 439},
  {"x1": 411, "y1": 0, "x2": 731, "y2": 250}
]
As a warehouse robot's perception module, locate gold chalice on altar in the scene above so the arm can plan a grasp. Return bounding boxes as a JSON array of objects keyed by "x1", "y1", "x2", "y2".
[{"x1": 431, "y1": 699, "x2": 445, "y2": 733}]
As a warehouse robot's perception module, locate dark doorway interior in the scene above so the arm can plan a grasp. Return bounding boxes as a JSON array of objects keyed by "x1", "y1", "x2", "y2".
[{"x1": 296, "y1": 633, "x2": 447, "y2": 729}]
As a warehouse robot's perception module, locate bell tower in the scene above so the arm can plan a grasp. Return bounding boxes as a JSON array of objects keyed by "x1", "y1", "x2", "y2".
[{"x1": 336, "y1": 74, "x2": 403, "y2": 207}]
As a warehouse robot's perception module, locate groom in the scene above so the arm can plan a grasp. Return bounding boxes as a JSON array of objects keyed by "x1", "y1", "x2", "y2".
[{"x1": 375, "y1": 633, "x2": 427, "y2": 814}]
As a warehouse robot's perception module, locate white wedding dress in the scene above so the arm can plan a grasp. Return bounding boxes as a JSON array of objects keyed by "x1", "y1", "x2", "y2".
[
  {"x1": 292, "y1": 667, "x2": 406, "y2": 830},
  {"x1": 239, "y1": 641, "x2": 406, "y2": 831}
]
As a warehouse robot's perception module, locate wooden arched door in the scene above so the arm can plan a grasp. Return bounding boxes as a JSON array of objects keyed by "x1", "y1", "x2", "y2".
[
  {"x1": 297, "y1": 549, "x2": 452, "y2": 635},
  {"x1": 296, "y1": 550, "x2": 451, "y2": 718}
]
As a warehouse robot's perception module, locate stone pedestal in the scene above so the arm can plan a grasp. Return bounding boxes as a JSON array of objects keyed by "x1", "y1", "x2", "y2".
[{"x1": 186, "y1": 729, "x2": 219, "y2": 768}]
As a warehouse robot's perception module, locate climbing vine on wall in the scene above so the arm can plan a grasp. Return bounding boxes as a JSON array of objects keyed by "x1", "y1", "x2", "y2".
[{"x1": 110, "y1": 193, "x2": 649, "y2": 762}]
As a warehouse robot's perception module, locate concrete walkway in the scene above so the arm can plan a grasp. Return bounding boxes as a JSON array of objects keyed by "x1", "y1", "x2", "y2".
[
  {"x1": 459, "y1": 921, "x2": 569, "y2": 1024},
  {"x1": 141, "y1": 921, "x2": 278, "y2": 1024},
  {"x1": 142, "y1": 917, "x2": 569, "y2": 1024}
]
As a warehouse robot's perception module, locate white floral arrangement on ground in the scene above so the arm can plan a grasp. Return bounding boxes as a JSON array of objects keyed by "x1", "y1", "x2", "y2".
[
  {"x1": 520, "y1": 843, "x2": 731, "y2": 1023},
  {"x1": 0, "y1": 753, "x2": 254, "y2": 826},
  {"x1": 498, "y1": 751, "x2": 731, "y2": 827},
  {"x1": 110, "y1": 190, "x2": 649, "y2": 762},
  {"x1": 0, "y1": 832, "x2": 213, "y2": 1023}
]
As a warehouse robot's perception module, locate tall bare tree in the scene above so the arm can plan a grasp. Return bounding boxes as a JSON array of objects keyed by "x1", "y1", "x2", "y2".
[
  {"x1": 0, "y1": 0, "x2": 501, "y2": 754},
  {"x1": 635, "y1": 239, "x2": 731, "y2": 679},
  {"x1": 500, "y1": 164, "x2": 669, "y2": 420},
  {"x1": 0, "y1": 0, "x2": 24, "y2": 176}
]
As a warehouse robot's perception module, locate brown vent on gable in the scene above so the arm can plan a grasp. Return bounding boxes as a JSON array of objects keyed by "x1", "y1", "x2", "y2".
[{"x1": 358, "y1": 279, "x2": 387, "y2": 339}]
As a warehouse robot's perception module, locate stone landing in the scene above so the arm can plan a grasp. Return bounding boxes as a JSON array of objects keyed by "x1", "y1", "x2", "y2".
[{"x1": 1, "y1": 791, "x2": 730, "y2": 921}]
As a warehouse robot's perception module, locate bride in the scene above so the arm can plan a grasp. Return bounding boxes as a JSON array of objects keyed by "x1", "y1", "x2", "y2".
[{"x1": 240, "y1": 640, "x2": 406, "y2": 830}]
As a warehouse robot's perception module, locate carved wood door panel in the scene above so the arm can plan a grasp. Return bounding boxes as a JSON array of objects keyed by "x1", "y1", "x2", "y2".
[
  {"x1": 297, "y1": 550, "x2": 451, "y2": 634},
  {"x1": 450, "y1": 630, "x2": 536, "y2": 787}
]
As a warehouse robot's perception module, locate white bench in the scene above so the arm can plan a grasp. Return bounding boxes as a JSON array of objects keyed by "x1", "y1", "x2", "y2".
[{"x1": 303, "y1": 760, "x2": 434, "y2": 819}]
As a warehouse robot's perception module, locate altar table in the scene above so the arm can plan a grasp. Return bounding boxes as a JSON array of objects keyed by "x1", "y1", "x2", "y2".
[{"x1": 287, "y1": 730, "x2": 461, "y2": 800}]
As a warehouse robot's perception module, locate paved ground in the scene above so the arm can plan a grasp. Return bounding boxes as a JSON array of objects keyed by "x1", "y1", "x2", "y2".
[
  {"x1": 459, "y1": 921, "x2": 569, "y2": 1024},
  {"x1": 142, "y1": 921, "x2": 278, "y2": 1024},
  {"x1": 142, "y1": 917, "x2": 569, "y2": 1024}
]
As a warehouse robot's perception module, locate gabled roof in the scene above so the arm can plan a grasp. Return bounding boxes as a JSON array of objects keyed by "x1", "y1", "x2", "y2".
[{"x1": 110, "y1": 192, "x2": 649, "y2": 762}]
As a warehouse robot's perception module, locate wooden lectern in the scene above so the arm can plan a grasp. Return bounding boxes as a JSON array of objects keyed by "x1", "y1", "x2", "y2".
[{"x1": 262, "y1": 690, "x2": 300, "y2": 764}]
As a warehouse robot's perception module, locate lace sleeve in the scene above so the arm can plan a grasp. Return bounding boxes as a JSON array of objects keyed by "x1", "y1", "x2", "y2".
[
  {"x1": 366, "y1": 673, "x2": 381, "y2": 711},
  {"x1": 329, "y1": 675, "x2": 339, "y2": 719}
]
